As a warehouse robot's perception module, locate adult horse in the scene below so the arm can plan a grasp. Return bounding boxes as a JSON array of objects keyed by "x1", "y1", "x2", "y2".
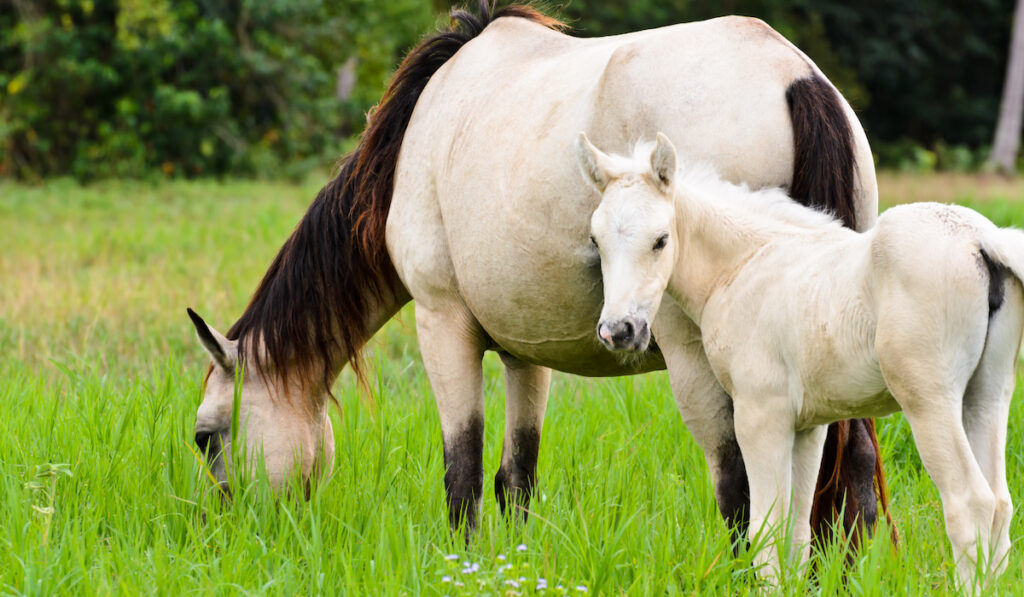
[{"x1": 188, "y1": 1, "x2": 890, "y2": 546}]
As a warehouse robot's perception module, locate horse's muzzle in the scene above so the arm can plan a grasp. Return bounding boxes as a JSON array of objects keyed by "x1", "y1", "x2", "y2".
[{"x1": 597, "y1": 317, "x2": 650, "y2": 351}]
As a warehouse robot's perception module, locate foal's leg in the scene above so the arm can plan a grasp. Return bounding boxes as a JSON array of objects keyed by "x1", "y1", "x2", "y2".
[
  {"x1": 733, "y1": 393, "x2": 796, "y2": 581},
  {"x1": 792, "y1": 425, "x2": 828, "y2": 561},
  {"x1": 963, "y1": 280, "x2": 1024, "y2": 573},
  {"x1": 494, "y1": 353, "x2": 551, "y2": 523},
  {"x1": 415, "y1": 303, "x2": 488, "y2": 534},
  {"x1": 878, "y1": 353, "x2": 994, "y2": 587},
  {"x1": 655, "y1": 303, "x2": 749, "y2": 538}
]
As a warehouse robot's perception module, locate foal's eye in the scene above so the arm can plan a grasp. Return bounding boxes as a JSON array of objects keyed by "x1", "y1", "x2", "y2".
[{"x1": 653, "y1": 234, "x2": 668, "y2": 251}]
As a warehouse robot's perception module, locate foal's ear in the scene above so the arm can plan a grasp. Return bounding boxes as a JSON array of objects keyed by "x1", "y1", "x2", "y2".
[
  {"x1": 187, "y1": 308, "x2": 237, "y2": 373},
  {"x1": 575, "y1": 132, "x2": 613, "y2": 192},
  {"x1": 651, "y1": 133, "x2": 677, "y2": 191}
]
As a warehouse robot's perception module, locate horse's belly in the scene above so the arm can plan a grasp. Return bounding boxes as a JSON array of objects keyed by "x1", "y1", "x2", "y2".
[
  {"x1": 798, "y1": 388, "x2": 899, "y2": 429},
  {"x1": 458, "y1": 248, "x2": 665, "y2": 376},
  {"x1": 797, "y1": 358, "x2": 897, "y2": 428}
]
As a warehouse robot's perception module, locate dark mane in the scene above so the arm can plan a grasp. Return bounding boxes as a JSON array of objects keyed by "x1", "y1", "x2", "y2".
[{"x1": 226, "y1": 1, "x2": 564, "y2": 400}]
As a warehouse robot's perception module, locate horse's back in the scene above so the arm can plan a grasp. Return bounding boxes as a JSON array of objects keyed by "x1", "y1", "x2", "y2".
[{"x1": 388, "y1": 16, "x2": 869, "y2": 375}]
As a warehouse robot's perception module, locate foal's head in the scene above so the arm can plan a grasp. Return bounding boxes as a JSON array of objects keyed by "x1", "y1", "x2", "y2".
[
  {"x1": 576, "y1": 132, "x2": 679, "y2": 353},
  {"x1": 187, "y1": 309, "x2": 335, "y2": 493}
]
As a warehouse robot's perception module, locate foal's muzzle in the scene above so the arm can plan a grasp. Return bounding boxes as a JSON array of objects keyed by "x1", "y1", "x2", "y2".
[{"x1": 597, "y1": 317, "x2": 650, "y2": 351}]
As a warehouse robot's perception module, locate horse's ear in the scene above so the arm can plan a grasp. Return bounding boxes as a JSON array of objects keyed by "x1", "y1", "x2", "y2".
[
  {"x1": 187, "y1": 308, "x2": 236, "y2": 373},
  {"x1": 651, "y1": 132, "x2": 677, "y2": 191},
  {"x1": 575, "y1": 132, "x2": 612, "y2": 192}
]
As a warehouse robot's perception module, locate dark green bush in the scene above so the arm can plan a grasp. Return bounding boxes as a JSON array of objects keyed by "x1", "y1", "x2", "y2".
[{"x1": 0, "y1": 0, "x2": 437, "y2": 180}]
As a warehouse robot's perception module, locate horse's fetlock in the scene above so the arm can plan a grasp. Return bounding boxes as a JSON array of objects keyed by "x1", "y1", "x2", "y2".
[{"x1": 494, "y1": 465, "x2": 535, "y2": 519}]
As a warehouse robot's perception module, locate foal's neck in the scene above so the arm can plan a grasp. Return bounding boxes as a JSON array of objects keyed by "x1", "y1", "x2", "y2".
[{"x1": 667, "y1": 185, "x2": 776, "y2": 323}]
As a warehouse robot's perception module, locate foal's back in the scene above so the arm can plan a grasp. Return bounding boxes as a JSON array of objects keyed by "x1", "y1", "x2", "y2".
[{"x1": 702, "y1": 201, "x2": 1012, "y2": 427}]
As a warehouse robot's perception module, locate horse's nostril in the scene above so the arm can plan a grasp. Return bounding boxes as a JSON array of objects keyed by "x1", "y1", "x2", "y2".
[
  {"x1": 195, "y1": 431, "x2": 213, "y2": 453},
  {"x1": 611, "y1": 319, "x2": 635, "y2": 344}
]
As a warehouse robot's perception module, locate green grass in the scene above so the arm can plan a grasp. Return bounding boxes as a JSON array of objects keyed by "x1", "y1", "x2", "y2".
[{"x1": 3, "y1": 173, "x2": 1024, "y2": 595}]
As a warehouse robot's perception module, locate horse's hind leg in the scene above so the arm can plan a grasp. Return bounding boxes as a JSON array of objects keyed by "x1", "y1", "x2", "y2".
[
  {"x1": 494, "y1": 354, "x2": 551, "y2": 523},
  {"x1": 415, "y1": 303, "x2": 488, "y2": 535},
  {"x1": 877, "y1": 331, "x2": 994, "y2": 586},
  {"x1": 655, "y1": 303, "x2": 749, "y2": 541},
  {"x1": 963, "y1": 278, "x2": 1024, "y2": 573}
]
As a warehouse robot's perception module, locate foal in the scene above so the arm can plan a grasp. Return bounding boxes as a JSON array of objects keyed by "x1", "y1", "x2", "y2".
[{"x1": 578, "y1": 132, "x2": 1024, "y2": 587}]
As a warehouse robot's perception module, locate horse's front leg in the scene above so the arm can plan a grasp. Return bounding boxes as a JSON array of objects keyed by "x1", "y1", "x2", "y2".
[
  {"x1": 733, "y1": 391, "x2": 796, "y2": 583},
  {"x1": 415, "y1": 303, "x2": 488, "y2": 536},
  {"x1": 654, "y1": 302, "x2": 749, "y2": 540},
  {"x1": 494, "y1": 353, "x2": 551, "y2": 523}
]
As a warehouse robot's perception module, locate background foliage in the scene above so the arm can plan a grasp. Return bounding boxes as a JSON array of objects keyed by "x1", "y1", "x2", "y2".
[
  {"x1": 0, "y1": 0, "x2": 437, "y2": 180},
  {"x1": 0, "y1": 0, "x2": 1016, "y2": 180}
]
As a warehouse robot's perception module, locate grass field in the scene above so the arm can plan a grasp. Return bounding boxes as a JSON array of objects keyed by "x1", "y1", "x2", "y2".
[{"x1": 4, "y1": 173, "x2": 1024, "y2": 595}]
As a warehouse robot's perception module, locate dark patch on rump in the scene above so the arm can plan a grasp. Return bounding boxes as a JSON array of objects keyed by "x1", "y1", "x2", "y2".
[
  {"x1": 444, "y1": 417, "x2": 485, "y2": 534},
  {"x1": 494, "y1": 426, "x2": 541, "y2": 520},
  {"x1": 980, "y1": 249, "x2": 1007, "y2": 318}
]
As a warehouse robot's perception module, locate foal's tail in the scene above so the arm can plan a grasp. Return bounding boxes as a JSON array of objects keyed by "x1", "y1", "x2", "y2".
[
  {"x1": 786, "y1": 74, "x2": 897, "y2": 551},
  {"x1": 981, "y1": 226, "x2": 1024, "y2": 284}
]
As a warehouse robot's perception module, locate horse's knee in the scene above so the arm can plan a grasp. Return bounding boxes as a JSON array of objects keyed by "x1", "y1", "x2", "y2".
[
  {"x1": 443, "y1": 418, "x2": 485, "y2": 532},
  {"x1": 945, "y1": 489, "x2": 996, "y2": 556}
]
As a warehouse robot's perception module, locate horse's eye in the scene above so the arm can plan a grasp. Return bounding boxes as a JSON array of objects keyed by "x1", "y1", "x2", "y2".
[
  {"x1": 653, "y1": 234, "x2": 668, "y2": 251},
  {"x1": 590, "y1": 235, "x2": 598, "y2": 249}
]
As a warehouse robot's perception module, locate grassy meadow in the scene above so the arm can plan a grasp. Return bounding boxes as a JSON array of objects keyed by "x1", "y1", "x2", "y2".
[{"x1": 4, "y1": 172, "x2": 1024, "y2": 595}]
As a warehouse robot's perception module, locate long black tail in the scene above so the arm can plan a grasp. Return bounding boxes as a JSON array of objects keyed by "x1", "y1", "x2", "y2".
[{"x1": 786, "y1": 75, "x2": 857, "y2": 228}]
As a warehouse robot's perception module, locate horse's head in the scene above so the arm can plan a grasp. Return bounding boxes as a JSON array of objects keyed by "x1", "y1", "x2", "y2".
[
  {"x1": 187, "y1": 308, "x2": 335, "y2": 493},
  {"x1": 577, "y1": 132, "x2": 678, "y2": 353}
]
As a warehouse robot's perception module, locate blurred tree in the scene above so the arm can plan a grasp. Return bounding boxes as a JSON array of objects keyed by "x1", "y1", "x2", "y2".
[
  {"x1": 0, "y1": 1, "x2": 1018, "y2": 178},
  {"x1": 558, "y1": 0, "x2": 1013, "y2": 164},
  {"x1": 989, "y1": 0, "x2": 1024, "y2": 173}
]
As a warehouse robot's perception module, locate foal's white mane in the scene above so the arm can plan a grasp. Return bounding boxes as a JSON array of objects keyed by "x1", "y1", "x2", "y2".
[{"x1": 621, "y1": 141, "x2": 845, "y2": 232}]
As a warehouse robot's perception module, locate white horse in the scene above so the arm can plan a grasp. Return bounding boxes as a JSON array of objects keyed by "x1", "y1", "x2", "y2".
[
  {"x1": 580, "y1": 131, "x2": 1024, "y2": 586},
  {"x1": 187, "y1": 2, "x2": 890, "y2": 544}
]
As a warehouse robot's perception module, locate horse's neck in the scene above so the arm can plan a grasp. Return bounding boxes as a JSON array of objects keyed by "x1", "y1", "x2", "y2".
[
  {"x1": 324, "y1": 282, "x2": 409, "y2": 379},
  {"x1": 668, "y1": 187, "x2": 774, "y2": 322}
]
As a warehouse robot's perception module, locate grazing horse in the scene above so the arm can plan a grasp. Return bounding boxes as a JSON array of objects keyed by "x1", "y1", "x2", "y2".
[
  {"x1": 581, "y1": 132, "x2": 1023, "y2": 587},
  {"x1": 188, "y1": 1, "x2": 890, "y2": 545}
]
